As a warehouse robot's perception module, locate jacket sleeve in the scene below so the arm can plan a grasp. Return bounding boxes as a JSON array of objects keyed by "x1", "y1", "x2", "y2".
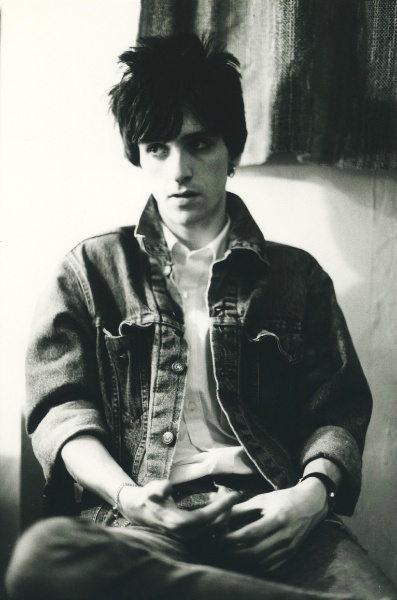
[
  {"x1": 26, "y1": 256, "x2": 110, "y2": 509},
  {"x1": 298, "y1": 262, "x2": 372, "y2": 516}
]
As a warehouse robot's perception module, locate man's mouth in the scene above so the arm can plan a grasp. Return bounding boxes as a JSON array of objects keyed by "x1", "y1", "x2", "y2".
[{"x1": 170, "y1": 191, "x2": 199, "y2": 199}]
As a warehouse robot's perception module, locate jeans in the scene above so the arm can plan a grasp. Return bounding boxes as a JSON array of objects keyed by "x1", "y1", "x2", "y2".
[{"x1": 6, "y1": 477, "x2": 396, "y2": 600}]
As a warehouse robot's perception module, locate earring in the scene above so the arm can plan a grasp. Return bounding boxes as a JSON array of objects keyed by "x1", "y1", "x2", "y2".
[{"x1": 228, "y1": 166, "x2": 235, "y2": 178}]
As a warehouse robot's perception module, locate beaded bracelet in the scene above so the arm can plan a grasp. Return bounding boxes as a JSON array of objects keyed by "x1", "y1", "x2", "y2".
[{"x1": 112, "y1": 482, "x2": 136, "y2": 517}]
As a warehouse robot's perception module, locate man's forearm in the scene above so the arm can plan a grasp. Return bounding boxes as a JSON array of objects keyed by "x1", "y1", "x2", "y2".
[
  {"x1": 60, "y1": 434, "x2": 137, "y2": 507},
  {"x1": 61, "y1": 434, "x2": 239, "y2": 539}
]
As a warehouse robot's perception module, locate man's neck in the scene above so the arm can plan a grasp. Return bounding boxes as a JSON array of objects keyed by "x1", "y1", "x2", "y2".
[
  {"x1": 172, "y1": 225, "x2": 226, "y2": 252},
  {"x1": 161, "y1": 212, "x2": 228, "y2": 251}
]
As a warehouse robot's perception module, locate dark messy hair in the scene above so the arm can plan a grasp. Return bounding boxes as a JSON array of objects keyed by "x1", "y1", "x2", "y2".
[{"x1": 108, "y1": 32, "x2": 247, "y2": 166}]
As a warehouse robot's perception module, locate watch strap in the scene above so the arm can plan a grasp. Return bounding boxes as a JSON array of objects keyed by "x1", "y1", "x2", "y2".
[{"x1": 299, "y1": 472, "x2": 337, "y2": 513}]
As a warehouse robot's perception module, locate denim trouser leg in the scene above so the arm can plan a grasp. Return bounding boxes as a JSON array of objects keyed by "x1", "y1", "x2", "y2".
[
  {"x1": 269, "y1": 518, "x2": 397, "y2": 600},
  {"x1": 5, "y1": 516, "x2": 364, "y2": 600}
]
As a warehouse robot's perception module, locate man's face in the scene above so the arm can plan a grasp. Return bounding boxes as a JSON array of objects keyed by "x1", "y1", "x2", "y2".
[{"x1": 138, "y1": 112, "x2": 230, "y2": 238}]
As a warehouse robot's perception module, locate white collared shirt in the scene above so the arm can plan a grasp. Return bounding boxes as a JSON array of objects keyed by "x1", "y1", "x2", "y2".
[{"x1": 162, "y1": 219, "x2": 256, "y2": 483}]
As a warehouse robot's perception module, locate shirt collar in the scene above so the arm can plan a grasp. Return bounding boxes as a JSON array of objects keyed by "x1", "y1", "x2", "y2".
[
  {"x1": 135, "y1": 193, "x2": 269, "y2": 266},
  {"x1": 162, "y1": 216, "x2": 231, "y2": 263}
]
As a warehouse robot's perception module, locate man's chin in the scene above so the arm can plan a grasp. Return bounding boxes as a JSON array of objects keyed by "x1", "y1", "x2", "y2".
[{"x1": 169, "y1": 210, "x2": 202, "y2": 227}]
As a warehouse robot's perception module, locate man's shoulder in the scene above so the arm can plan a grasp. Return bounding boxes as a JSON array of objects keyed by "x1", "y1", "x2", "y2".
[
  {"x1": 263, "y1": 240, "x2": 324, "y2": 283},
  {"x1": 65, "y1": 226, "x2": 139, "y2": 262},
  {"x1": 68, "y1": 226, "x2": 137, "y2": 253},
  {"x1": 265, "y1": 240, "x2": 318, "y2": 264},
  {"x1": 61, "y1": 226, "x2": 142, "y2": 280}
]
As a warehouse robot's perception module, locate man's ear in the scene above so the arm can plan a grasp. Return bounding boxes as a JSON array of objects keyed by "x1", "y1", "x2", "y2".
[
  {"x1": 228, "y1": 154, "x2": 242, "y2": 176},
  {"x1": 232, "y1": 153, "x2": 242, "y2": 168}
]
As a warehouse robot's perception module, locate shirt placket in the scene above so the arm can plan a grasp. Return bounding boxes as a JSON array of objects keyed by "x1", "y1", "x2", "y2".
[{"x1": 177, "y1": 249, "x2": 215, "y2": 450}]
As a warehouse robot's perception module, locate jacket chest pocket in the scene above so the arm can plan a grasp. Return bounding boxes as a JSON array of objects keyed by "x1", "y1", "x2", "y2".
[
  {"x1": 102, "y1": 324, "x2": 153, "y2": 473},
  {"x1": 242, "y1": 324, "x2": 304, "y2": 437},
  {"x1": 103, "y1": 325, "x2": 153, "y2": 420}
]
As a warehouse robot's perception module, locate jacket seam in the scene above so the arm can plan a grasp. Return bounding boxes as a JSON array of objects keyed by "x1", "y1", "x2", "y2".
[{"x1": 65, "y1": 255, "x2": 95, "y2": 318}]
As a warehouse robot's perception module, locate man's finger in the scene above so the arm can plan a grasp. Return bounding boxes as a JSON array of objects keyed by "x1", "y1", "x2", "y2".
[
  {"x1": 263, "y1": 557, "x2": 289, "y2": 573},
  {"x1": 211, "y1": 509, "x2": 232, "y2": 528},
  {"x1": 177, "y1": 491, "x2": 239, "y2": 531},
  {"x1": 199, "y1": 491, "x2": 240, "y2": 519},
  {"x1": 224, "y1": 520, "x2": 266, "y2": 545},
  {"x1": 224, "y1": 512, "x2": 282, "y2": 543},
  {"x1": 225, "y1": 527, "x2": 290, "y2": 559},
  {"x1": 146, "y1": 480, "x2": 173, "y2": 502},
  {"x1": 228, "y1": 497, "x2": 255, "y2": 516},
  {"x1": 260, "y1": 545, "x2": 294, "y2": 571}
]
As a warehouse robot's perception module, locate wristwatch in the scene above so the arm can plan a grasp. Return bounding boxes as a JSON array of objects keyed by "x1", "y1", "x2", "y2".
[{"x1": 298, "y1": 472, "x2": 337, "y2": 513}]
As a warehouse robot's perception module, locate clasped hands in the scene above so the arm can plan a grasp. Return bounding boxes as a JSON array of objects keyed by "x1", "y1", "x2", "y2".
[{"x1": 118, "y1": 477, "x2": 328, "y2": 572}]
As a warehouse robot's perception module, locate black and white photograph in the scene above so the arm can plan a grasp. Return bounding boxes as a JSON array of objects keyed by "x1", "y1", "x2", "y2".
[{"x1": 0, "y1": 1, "x2": 396, "y2": 599}]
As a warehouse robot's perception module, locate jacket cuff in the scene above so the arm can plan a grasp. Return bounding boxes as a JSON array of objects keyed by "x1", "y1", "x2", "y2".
[
  {"x1": 31, "y1": 400, "x2": 110, "y2": 481},
  {"x1": 300, "y1": 425, "x2": 362, "y2": 516}
]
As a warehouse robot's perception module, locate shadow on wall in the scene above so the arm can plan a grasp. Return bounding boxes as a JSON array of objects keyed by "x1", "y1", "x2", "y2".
[
  {"x1": 20, "y1": 416, "x2": 45, "y2": 531},
  {"x1": 0, "y1": 455, "x2": 19, "y2": 600},
  {"x1": 1, "y1": 423, "x2": 44, "y2": 598},
  {"x1": 328, "y1": 168, "x2": 397, "y2": 586}
]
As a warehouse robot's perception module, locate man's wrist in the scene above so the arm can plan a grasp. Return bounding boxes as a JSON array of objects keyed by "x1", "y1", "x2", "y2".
[
  {"x1": 298, "y1": 472, "x2": 337, "y2": 514},
  {"x1": 112, "y1": 482, "x2": 137, "y2": 516},
  {"x1": 303, "y1": 457, "x2": 342, "y2": 486},
  {"x1": 297, "y1": 476, "x2": 329, "y2": 519}
]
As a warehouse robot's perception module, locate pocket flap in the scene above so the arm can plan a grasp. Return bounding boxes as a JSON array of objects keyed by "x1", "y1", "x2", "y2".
[{"x1": 246, "y1": 322, "x2": 303, "y2": 363}]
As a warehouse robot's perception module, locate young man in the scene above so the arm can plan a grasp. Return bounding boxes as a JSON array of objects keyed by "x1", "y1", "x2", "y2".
[{"x1": 6, "y1": 33, "x2": 395, "y2": 600}]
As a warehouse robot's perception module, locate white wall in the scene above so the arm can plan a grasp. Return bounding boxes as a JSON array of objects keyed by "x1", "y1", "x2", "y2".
[{"x1": 1, "y1": 0, "x2": 396, "y2": 586}]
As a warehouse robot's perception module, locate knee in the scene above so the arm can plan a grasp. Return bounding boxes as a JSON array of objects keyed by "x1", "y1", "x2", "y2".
[{"x1": 5, "y1": 517, "x2": 79, "y2": 600}]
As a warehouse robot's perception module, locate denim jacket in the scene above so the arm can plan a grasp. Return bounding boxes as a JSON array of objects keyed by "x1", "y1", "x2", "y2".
[{"x1": 26, "y1": 193, "x2": 372, "y2": 516}]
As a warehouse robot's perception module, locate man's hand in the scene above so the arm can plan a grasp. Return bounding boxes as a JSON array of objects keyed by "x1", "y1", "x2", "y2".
[
  {"x1": 222, "y1": 478, "x2": 328, "y2": 572},
  {"x1": 118, "y1": 480, "x2": 239, "y2": 540}
]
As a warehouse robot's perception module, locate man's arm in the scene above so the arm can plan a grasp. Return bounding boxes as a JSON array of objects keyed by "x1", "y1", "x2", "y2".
[
  {"x1": 27, "y1": 252, "x2": 237, "y2": 533},
  {"x1": 222, "y1": 458, "x2": 340, "y2": 572},
  {"x1": 297, "y1": 263, "x2": 372, "y2": 514},
  {"x1": 61, "y1": 434, "x2": 238, "y2": 539},
  {"x1": 26, "y1": 256, "x2": 111, "y2": 506},
  {"x1": 223, "y1": 262, "x2": 370, "y2": 570},
  {"x1": 61, "y1": 435, "x2": 137, "y2": 507}
]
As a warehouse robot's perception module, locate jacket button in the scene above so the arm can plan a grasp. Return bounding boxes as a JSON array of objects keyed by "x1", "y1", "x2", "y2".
[
  {"x1": 171, "y1": 361, "x2": 185, "y2": 373},
  {"x1": 118, "y1": 353, "x2": 128, "y2": 362},
  {"x1": 162, "y1": 431, "x2": 174, "y2": 445}
]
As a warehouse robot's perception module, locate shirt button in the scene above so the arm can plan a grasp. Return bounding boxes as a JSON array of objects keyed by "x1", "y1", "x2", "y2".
[
  {"x1": 162, "y1": 431, "x2": 174, "y2": 445},
  {"x1": 163, "y1": 265, "x2": 172, "y2": 277},
  {"x1": 171, "y1": 361, "x2": 185, "y2": 374}
]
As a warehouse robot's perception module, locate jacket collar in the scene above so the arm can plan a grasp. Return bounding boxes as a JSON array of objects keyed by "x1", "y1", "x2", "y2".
[{"x1": 135, "y1": 192, "x2": 269, "y2": 265}]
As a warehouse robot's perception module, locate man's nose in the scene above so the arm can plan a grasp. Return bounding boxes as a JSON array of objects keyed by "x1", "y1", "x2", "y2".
[{"x1": 171, "y1": 148, "x2": 193, "y2": 184}]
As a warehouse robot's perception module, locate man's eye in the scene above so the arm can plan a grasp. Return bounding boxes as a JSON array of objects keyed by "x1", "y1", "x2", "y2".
[
  {"x1": 191, "y1": 138, "x2": 211, "y2": 151},
  {"x1": 147, "y1": 143, "x2": 167, "y2": 157}
]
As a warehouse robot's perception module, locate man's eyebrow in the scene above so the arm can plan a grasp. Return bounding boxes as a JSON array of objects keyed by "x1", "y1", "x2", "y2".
[
  {"x1": 180, "y1": 130, "x2": 218, "y2": 141},
  {"x1": 139, "y1": 129, "x2": 218, "y2": 145}
]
